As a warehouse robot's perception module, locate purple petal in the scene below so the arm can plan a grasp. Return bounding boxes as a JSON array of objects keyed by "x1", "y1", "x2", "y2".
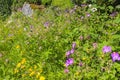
[
  {"x1": 72, "y1": 42, "x2": 76, "y2": 49},
  {"x1": 70, "y1": 49, "x2": 74, "y2": 54},
  {"x1": 111, "y1": 52, "x2": 119, "y2": 62},
  {"x1": 102, "y1": 46, "x2": 112, "y2": 53}
]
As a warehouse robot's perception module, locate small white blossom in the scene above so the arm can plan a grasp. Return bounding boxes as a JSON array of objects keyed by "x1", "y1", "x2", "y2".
[
  {"x1": 91, "y1": 8, "x2": 97, "y2": 12},
  {"x1": 88, "y1": 4, "x2": 92, "y2": 8}
]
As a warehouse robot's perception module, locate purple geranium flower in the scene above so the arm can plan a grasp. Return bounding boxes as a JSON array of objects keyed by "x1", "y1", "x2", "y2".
[
  {"x1": 44, "y1": 22, "x2": 49, "y2": 28},
  {"x1": 65, "y1": 58, "x2": 74, "y2": 67},
  {"x1": 72, "y1": 42, "x2": 76, "y2": 49},
  {"x1": 79, "y1": 62, "x2": 83, "y2": 66},
  {"x1": 111, "y1": 52, "x2": 120, "y2": 62},
  {"x1": 66, "y1": 50, "x2": 71, "y2": 57},
  {"x1": 110, "y1": 12, "x2": 118, "y2": 17},
  {"x1": 102, "y1": 46, "x2": 112, "y2": 53},
  {"x1": 70, "y1": 49, "x2": 75, "y2": 54}
]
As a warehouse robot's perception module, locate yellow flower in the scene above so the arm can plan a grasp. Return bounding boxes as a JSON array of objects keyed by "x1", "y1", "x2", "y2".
[
  {"x1": 21, "y1": 58, "x2": 26, "y2": 64},
  {"x1": 74, "y1": 72, "x2": 80, "y2": 76},
  {"x1": 29, "y1": 71, "x2": 35, "y2": 76},
  {"x1": 29, "y1": 68, "x2": 33, "y2": 72},
  {"x1": 21, "y1": 65, "x2": 25, "y2": 69},
  {"x1": 34, "y1": 65, "x2": 37, "y2": 69},
  {"x1": 16, "y1": 63, "x2": 21, "y2": 68},
  {"x1": 16, "y1": 45, "x2": 20, "y2": 49},
  {"x1": 36, "y1": 72, "x2": 40, "y2": 78},
  {"x1": 14, "y1": 68, "x2": 19, "y2": 73},
  {"x1": 39, "y1": 76, "x2": 45, "y2": 80},
  {"x1": 22, "y1": 74, "x2": 26, "y2": 77},
  {"x1": 82, "y1": 57, "x2": 86, "y2": 60}
]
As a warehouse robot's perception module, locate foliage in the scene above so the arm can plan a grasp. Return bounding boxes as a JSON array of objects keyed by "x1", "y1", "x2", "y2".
[
  {"x1": 0, "y1": 0, "x2": 12, "y2": 20},
  {"x1": 51, "y1": 0, "x2": 73, "y2": 9},
  {"x1": 0, "y1": 1, "x2": 120, "y2": 80}
]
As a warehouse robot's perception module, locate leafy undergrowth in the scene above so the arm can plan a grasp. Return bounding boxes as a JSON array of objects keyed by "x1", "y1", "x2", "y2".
[{"x1": 0, "y1": 5, "x2": 120, "y2": 80}]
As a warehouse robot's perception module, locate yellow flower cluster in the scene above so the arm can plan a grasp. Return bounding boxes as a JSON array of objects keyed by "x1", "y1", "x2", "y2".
[
  {"x1": 14, "y1": 58, "x2": 26, "y2": 74},
  {"x1": 16, "y1": 58, "x2": 26, "y2": 68}
]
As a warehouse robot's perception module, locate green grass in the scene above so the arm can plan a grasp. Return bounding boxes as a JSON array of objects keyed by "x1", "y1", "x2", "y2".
[{"x1": 0, "y1": 5, "x2": 120, "y2": 80}]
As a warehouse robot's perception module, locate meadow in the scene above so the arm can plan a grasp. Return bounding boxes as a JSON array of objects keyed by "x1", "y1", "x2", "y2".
[{"x1": 0, "y1": 2, "x2": 120, "y2": 80}]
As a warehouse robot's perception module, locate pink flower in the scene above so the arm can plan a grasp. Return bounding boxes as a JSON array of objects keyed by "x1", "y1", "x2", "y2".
[
  {"x1": 64, "y1": 68, "x2": 69, "y2": 73},
  {"x1": 70, "y1": 49, "x2": 74, "y2": 54},
  {"x1": 66, "y1": 50, "x2": 71, "y2": 57},
  {"x1": 72, "y1": 42, "x2": 76, "y2": 49},
  {"x1": 111, "y1": 52, "x2": 120, "y2": 62},
  {"x1": 102, "y1": 46, "x2": 112, "y2": 53},
  {"x1": 65, "y1": 58, "x2": 74, "y2": 67},
  {"x1": 93, "y1": 43, "x2": 97, "y2": 49}
]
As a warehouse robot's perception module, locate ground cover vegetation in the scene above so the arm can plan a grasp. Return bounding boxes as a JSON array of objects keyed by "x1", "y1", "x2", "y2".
[{"x1": 0, "y1": 0, "x2": 120, "y2": 80}]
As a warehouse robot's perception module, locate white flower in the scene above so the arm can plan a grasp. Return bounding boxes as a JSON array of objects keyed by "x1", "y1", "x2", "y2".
[
  {"x1": 91, "y1": 8, "x2": 97, "y2": 12},
  {"x1": 88, "y1": 4, "x2": 92, "y2": 8}
]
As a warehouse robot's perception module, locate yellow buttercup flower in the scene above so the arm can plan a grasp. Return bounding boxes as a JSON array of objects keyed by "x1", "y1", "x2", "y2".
[
  {"x1": 29, "y1": 68, "x2": 33, "y2": 72},
  {"x1": 36, "y1": 72, "x2": 40, "y2": 78},
  {"x1": 16, "y1": 45, "x2": 20, "y2": 49},
  {"x1": 29, "y1": 71, "x2": 35, "y2": 76},
  {"x1": 21, "y1": 58, "x2": 26, "y2": 64},
  {"x1": 39, "y1": 76, "x2": 45, "y2": 80},
  {"x1": 82, "y1": 57, "x2": 86, "y2": 60},
  {"x1": 21, "y1": 65, "x2": 25, "y2": 69},
  {"x1": 16, "y1": 63, "x2": 21, "y2": 68}
]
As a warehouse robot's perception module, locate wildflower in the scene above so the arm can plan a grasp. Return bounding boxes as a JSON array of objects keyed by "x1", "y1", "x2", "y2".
[
  {"x1": 64, "y1": 68, "x2": 69, "y2": 73},
  {"x1": 16, "y1": 45, "x2": 20, "y2": 49},
  {"x1": 44, "y1": 22, "x2": 49, "y2": 28},
  {"x1": 81, "y1": 4, "x2": 87, "y2": 7},
  {"x1": 21, "y1": 65, "x2": 25, "y2": 69},
  {"x1": 82, "y1": 57, "x2": 86, "y2": 60},
  {"x1": 86, "y1": 13, "x2": 91, "y2": 17},
  {"x1": 36, "y1": 72, "x2": 40, "y2": 78},
  {"x1": 111, "y1": 52, "x2": 120, "y2": 62},
  {"x1": 65, "y1": 58, "x2": 74, "y2": 67},
  {"x1": 102, "y1": 46, "x2": 112, "y2": 53},
  {"x1": 91, "y1": 8, "x2": 97, "y2": 12},
  {"x1": 79, "y1": 36, "x2": 83, "y2": 40},
  {"x1": 88, "y1": 4, "x2": 92, "y2": 8},
  {"x1": 17, "y1": 63, "x2": 21, "y2": 68},
  {"x1": 34, "y1": 65, "x2": 37, "y2": 69},
  {"x1": 70, "y1": 49, "x2": 75, "y2": 54},
  {"x1": 21, "y1": 58, "x2": 26, "y2": 64},
  {"x1": 110, "y1": 12, "x2": 118, "y2": 17},
  {"x1": 29, "y1": 71, "x2": 35, "y2": 76},
  {"x1": 29, "y1": 68, "x2": 32, "y2": 72},
  {"x1": 80, "y1": 16, "x2": 84, "y2": 20},
  {"x1": 39, "y1": 76, "x2": 45, "y2": 80},
  {"x1": 66, "y1": 50, "x2": 71, "y2": 57},
  {"x1": 72, "y1": 42, "x2": 76, "y2": 49},
  {"x1": 93, "y1": 43, "x2": 97, "y2": 49},
  {"x1": 24, "y1": 28, "x2": 27, "y2": 31},
  {"x1": 79, "y1": 62, "x2": 83, "y2": 66}
]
